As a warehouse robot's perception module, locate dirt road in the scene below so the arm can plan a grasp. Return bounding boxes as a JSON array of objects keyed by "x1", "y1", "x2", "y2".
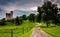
[{"x1": 30, "y1": 26, "x2": 52, "y2": 37}]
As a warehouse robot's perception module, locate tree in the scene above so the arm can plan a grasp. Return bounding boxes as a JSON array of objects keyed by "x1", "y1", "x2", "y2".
[
  {"x1": 42, "y1": 1, "x2": 52, "y2": 27},
  {"x1": 57, "y1": 14, "x2": 60, "y2": 24},
  {"x1": 37, "y1": 7, "x2": 43, "y2": 23},
  {"x1": 42, "y1": 1, "x2": 58, "y2": 27},
  {"x1": 15, "y1": 16, "x2": 22, "y2": 25},
  {"x1": 21, "y1": 15, "x2": 27, "y2": 20},
  {"x1": 0, "y1": 18, "x2": 6, "y2": 26},
  {"x1": 28, "y1": 13, "x2": 35, "y2": 22},
  {"x1": 52, "y1": 4, "x2": 59, "y2": 25}
]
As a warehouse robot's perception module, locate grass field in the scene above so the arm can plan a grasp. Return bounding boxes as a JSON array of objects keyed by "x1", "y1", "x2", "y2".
[
  {"x1": 41, "y1": 22, "x2": 60, "y2": 37},
  {"x1": 0, "y1": 20, "x2": 35, "y2": 37},
  {"x1": 1, "y1": 20, "x2": 60, "y2": 37}
]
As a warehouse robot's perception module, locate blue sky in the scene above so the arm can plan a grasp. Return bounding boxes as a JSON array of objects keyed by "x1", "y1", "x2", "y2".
[{"x1": 0, "y1": 0, "x2": 60, "y2": 19}]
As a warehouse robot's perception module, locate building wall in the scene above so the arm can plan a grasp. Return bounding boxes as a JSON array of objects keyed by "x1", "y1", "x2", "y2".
[{"x1": 5, "y1": 11, "x2": 13, "y2": 20}]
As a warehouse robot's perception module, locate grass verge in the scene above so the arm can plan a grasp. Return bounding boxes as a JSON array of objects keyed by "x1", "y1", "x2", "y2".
[{"x1": 41, "y1": 22, "x2": 60, "y2": 37}]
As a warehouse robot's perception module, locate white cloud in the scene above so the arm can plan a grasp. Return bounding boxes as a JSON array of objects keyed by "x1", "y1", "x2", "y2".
[{"x1": 29, "y1": 7, "x2": 37, "y2": 11}]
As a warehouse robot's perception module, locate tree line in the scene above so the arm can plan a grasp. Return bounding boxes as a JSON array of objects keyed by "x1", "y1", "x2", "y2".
[{"x1": 20, "y1": 1, "x2": 60, "y2": 27}]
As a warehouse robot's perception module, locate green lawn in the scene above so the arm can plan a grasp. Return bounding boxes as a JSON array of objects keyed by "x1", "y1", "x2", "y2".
[
  {"x1": 0, "y1": 20, "x2": 35, "y2": 37},
  {"x1": 41, "y1": 22, "x2": 60, "y2": 37}
]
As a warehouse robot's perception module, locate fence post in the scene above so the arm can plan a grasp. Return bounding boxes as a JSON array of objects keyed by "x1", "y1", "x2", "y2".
[
  {"x1": 11, "y1": 29, "x2": 13, "y2": 37},
  {"x1": 23, "y1": 27, "x2": 24, "y2": 34},
  {"x1": 27, "y1": 27, "x2": 28, "y2": 32}
]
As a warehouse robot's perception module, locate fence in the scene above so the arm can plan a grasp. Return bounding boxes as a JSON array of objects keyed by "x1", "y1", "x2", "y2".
[{"x1": 0, "y1": 27, "x2": 34, "y2": 37}]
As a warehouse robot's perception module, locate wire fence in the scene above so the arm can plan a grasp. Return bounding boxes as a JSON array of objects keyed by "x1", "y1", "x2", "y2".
[{"x1": 0, "y1": 27, "x2": 34, "y2": 37}]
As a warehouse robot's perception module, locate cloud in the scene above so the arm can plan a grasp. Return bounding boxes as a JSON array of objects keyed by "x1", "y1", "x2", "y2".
[
  {"x1": 0, "y1": 0, "x2": 60, "y2": 12},
  {"x1": 0, "y1": 0, "x2": 44, "y2": 12}
]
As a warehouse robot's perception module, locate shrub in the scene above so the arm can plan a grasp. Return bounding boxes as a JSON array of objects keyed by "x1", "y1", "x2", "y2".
[{"x1": 0, "y1": 19, "x2": 6, "y2": 26}]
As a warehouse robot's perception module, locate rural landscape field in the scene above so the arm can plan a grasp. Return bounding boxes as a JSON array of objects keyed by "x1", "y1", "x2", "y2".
[{"x1": 0, "y1": 0, "x2": 60, "y2": 37}]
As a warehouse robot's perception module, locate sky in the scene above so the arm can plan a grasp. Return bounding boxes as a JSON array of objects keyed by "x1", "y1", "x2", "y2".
[{"x1": 0, "y1": 0, "x2": 60, "y2": 19}]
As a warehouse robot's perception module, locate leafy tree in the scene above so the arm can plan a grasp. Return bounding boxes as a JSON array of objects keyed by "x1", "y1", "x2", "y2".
[
  {"x1": 21, "y1": 15, "x2": 27, "y2": 20},
  {"x1": 42, "y1": 1, "x2": 59, "y2": 27},
  {"x1": 58, "y1": 8, "x2": 60, "y2": 12},
  {"x1": 15, "y1": 16, "x2": 22, "y2": 25},
  {"x1": 10, "y1": 19, "x2": 15, "y2": 23},
  {"x1": 51, "y1": 4, "x2": 58, "y2": 25},
  {"x1": 37, "y1": 1, "x2": 59, "y2": 27},
  {"x1": 0, "y1": 18, "x2": 6, "y2": 26},
  {"x1": 37, "y1": 7, "x2": 43, "y2": 23},
  {"x1": 28, "y1": 13, "x2": 35, "y2": 22}
]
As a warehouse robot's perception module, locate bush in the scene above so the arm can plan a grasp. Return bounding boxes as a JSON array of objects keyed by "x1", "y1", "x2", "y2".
[
  {"x1": 0, "y1": 19, "x2": 6, "y2": 26},
  {"x1": 15, "y1": 17, "x2": 23, "y2": 25}
]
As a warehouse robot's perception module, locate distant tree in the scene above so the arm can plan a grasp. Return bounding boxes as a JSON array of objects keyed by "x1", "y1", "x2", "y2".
[
  {"x1": 28, "y1": 13, "x2": 35, "y2": 22},
  {"x1": 22, "y1": 15, "x2": 27, "y2": 20},
  {"x1": 15, "y1": 16, "x2": 22, "y2": 25},
  {"x1": 10, "y1": 19, "x2": 15, "y2": 23},
  {"x1": 0, "y1": 18, "x2": 6, "y2": 26}
]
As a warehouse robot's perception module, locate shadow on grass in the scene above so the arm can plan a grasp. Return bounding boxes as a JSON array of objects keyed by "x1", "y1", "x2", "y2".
[
  {"x1": 51, "y1": 26, "x2": 55, "y2": 27},
  {"x1": 40, "y1": 26, "x2": 56, "y2": 28},
  {"x1": 40, "y1": 26, "x2": 47, "y2": 28}
]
